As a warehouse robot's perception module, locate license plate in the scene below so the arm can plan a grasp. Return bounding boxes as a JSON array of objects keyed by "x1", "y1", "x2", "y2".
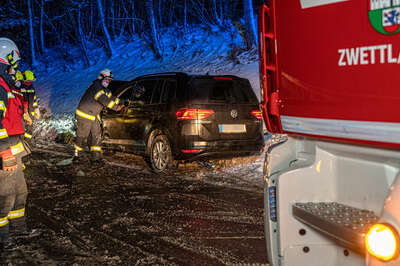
[{"x1": 219, "y1": 124, "x2": 246, "y2": 133}]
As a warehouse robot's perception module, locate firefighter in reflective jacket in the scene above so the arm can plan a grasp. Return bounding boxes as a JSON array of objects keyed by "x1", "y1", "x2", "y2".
[
  {"x1": 21, "y1": 70, "x2": 39, "y2": 141},
  {"x1": 74, "y1": 69, "x2": 123, "y2": 161},
  {"x1": 0, "y1": 38, "x2": 34, "y2": 251}
]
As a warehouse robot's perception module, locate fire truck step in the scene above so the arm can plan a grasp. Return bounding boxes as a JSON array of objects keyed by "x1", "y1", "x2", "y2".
[{"x1": 292, "y1": 202, "x2": 379, "y2": 253}]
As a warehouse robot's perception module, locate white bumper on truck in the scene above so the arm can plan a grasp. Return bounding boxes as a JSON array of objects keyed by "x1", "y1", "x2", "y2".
[{"x1": 264, "y1": 135, "x2": 400, "y2": 266}]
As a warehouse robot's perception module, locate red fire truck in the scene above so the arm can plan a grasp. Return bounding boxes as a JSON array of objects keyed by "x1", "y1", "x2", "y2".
[{"x1": 258, "y1": 1, "x2": 400, "y2": 265}]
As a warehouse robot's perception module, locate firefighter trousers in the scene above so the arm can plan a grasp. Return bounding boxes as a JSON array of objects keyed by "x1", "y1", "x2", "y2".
[
  {"x1": 74, "y1": 116, "x2": 102, "y2": 154},
  {"x1": 0, "y1": 155, "x2": 28, "y2": 243}
]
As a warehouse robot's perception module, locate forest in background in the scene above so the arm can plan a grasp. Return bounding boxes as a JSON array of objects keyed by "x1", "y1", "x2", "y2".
[{"x1": 0, "y1": 0, "x2": 263, "y2": 68}]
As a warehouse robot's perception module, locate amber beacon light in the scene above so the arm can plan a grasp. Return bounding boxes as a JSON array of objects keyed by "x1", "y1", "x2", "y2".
[{"x1": 365, "y1": 224, "x2": 399, "y2": 261}]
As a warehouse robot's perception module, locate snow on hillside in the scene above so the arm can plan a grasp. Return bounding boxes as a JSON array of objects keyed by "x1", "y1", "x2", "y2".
[{"x1": 30, "y1": 26, "x2": 261, "y2": 139}]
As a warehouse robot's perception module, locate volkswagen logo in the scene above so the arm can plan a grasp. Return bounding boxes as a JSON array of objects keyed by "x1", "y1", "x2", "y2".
[{"x1": 230, "y1": 109, "x2": 238, "y2": 119}]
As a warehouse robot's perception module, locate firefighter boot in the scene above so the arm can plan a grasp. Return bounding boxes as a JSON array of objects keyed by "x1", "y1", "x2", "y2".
[{"x1": 91, "y1": 152, "x2": 104, "y2": 164}]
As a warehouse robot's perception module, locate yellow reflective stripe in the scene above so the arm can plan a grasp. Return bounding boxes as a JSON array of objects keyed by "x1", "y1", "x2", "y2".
[
  {"x1": 11, "y1": 142, "x2": 24, "y2": 155},
  {"x1": 74, "y1": 144, "x2": 83, "y2": 151},
  {"x1": 76, "y1": 109, "x2": 95, "y2": 121},
  {"x1": 32, "y1": 102, "x2": 38, "y2": 107},
  {"x1": 0, "y1": 216, "x2": 8, "y2": 227},
  {"x1": 94, "y1": 90, "x2": 105, "y2": 100},
  {"x1": 31, "y1": 112, "x2": 35, "y2": 116},
  {"x1": 24, "y1": 132, "x2": 32, "y2": 139},
  {"x1": 0, "y1": 129, "x2": 8, "y2": 139},
  {"x1": 34, "y1": 96, "x2": 37, "y2": 100},
  {"x1": 97, "y1": 114, "x2": 101, "y2": 121},
  {"x1": 8, "y1": 208, "x2": 25, "y2": 219},
  {"x1": 115, "y1": 98, "x2": 120, "y2": 105},
  {"x1": 7, "y1": 92, "x2": 15, "y2": 99},
  {"x1": 90, "y1": 146, "x2": 102, "y2": 152},
  {"x1": 106, "y1": 92, "x2": 112, "y2": 98},
  {"x1": 0, "y1": 101, "x2": 6, "y2": 117},
  {"x1": 107, "y1": 100, "x2": 115, "y2": 109}
]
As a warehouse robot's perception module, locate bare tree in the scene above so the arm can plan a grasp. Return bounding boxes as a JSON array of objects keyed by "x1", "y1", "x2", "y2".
[
  {"x1": 109, "y1": 0, "x2": 115, "y2": 37},
  {"x1": 211, "y1": 0, "x2": 221, "y2": 25},
  {"x1": 131, "y1": 1, "x2": 136, "y2": 35},
  {"x1": 184, "y1": 0, "x2": 187, "y2": 32},
  {"x1": 145, "y1": 0, "x2": 161, "y2": 58},
  {"x1": 69, "y1": 1, "x2": 90, "y2": 66},
  {"x1": 243, "y1": 0, "x2": 257, "y2": 48},
  {"x1": 39, "y1": 0, "x2": 45, "y2": 52},
  {"x1": 96, "y1": 0, "x2": 113, "y2": 57},
  {"x1": 27, "y1": 0, "x2": 37, "y2": 66}
]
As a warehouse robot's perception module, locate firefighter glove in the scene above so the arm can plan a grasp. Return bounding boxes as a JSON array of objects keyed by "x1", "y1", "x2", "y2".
[
  {"x1": 0, "y1": 149, "x2": 17, "y2": 171},
  {"x1": 33, "y1": 108, "x2": 41, "y2": 120},
  {"x1": 24, "y1": 113, "x2": 33, "y2": 126}
]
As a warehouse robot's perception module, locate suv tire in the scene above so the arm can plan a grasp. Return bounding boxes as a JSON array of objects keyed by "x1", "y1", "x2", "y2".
[{"x1": 148, "y1": 135, "x2": 173, "y2": 173}]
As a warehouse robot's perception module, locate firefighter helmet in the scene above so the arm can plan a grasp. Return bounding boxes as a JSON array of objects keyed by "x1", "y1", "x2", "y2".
[
  {"x1": 98, "y1": 69, "x2": 113, "y2": 80},
  {"x1": 0, "y1": 38, "x2": 20, "y2": 68},
  {"x1": 23, "y1": 70, "x2": 36, "y2": 82}
]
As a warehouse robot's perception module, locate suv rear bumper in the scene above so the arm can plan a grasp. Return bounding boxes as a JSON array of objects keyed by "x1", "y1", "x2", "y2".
[{"x1": 177, "y1": 138, "x2": 264, "y2": 161}]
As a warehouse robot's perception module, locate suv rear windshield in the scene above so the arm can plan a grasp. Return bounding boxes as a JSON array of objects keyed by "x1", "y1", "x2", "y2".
[{"x1": 188, "y1": 78, "x2": 258, "y2": 104}]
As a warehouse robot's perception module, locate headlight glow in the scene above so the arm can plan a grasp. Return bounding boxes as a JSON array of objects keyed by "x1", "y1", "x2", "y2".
[{"x1": 365, "y1": 223, "x2": 399, "y2": 261}]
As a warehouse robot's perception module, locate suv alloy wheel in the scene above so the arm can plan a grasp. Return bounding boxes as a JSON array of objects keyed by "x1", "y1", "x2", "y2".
[{"x1": 149, "y1": 134, "x2": 173, "y2": 173}]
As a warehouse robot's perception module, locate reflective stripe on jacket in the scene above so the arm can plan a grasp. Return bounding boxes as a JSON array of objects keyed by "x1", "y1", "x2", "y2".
[
  {"x1": 0, "y1": 76, "x2": 10, "y2": 151},
  {"x1": 76, "y1": 79, "x2": 119, "y2": 121}
]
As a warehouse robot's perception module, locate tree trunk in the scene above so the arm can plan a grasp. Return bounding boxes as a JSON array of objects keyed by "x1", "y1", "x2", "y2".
[
  {"x1": 243, "y1": 0, "x2": 257, "y2": 48},
  {"x1": 211, "y1": 0, "x2": 221, "y2": 25},
  {"x1": 89, "y1": 1, "x2": 94, "y2": 39},
  {"x1": 39, "y1": 0, "x2": 45, "y2": 52},
  {"x1": 145, "y1": 0, "x2": 161, "y2": 58},
  {"x1": 97, "y1": 0, "x2": 113, "y2": 57},
  {"x1": 219, "y1": 0, "x2": 223, "y2": 24},
  {"x1": 77, "y1": 8, "x2": 90, "y2": 66},
  {"x1": 27, "y1": 0, "x2": 37, "y2": 66},
  {"x1": 110, "y1": 0, "x2": 115, "y2": 38},
  {"x1": 131, "y1": 0, "x2": 136, "y2": 35},
  {"x1": 184, "y1": 0, "x2": 187, "y2": 32}
]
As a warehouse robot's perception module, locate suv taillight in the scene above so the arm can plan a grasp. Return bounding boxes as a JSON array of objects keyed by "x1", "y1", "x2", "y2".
[
  {"x1": 251, "y1": 110, "x2": 263, "y2": 119},
  {"x1": 176, "y1": 108, "x2": 214, "y2": 120}
]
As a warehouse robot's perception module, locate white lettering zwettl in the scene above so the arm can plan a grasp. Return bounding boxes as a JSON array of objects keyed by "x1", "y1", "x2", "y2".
[
  {"x1": 337, "y1": 44, "x2": 400, "y2": 67},
  {"x1": 338, "y1": 49, "x2": 346, "y2": 66},
  {"x1": 346, "y1": 48, "x2": 359, "y2": 65},
  {"x1": 388, "y1": 44, "x2": 397, "y2": 63}
]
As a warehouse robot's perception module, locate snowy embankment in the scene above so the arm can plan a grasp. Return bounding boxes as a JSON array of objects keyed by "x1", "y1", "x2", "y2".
[
  {"x1": 31, "y1": 26, "x2": 260, "y2": 141},
  {"x1": 28, "y1": 25, "x2": 266, "y2": 178}
]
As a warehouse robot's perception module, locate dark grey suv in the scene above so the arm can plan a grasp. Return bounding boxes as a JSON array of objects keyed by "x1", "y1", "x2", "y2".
[{"x1": 102, "y1": 72, "x2": 264, "y2": 173}]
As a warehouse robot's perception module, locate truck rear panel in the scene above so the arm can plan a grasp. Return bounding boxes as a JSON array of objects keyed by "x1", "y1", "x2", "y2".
[{"x1": 259, "y1": 0, "x2": 400, "y2": 148}]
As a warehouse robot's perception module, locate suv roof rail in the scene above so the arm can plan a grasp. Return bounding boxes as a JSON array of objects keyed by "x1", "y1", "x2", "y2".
[{"x1": 136, "y1": 72, "x2": 188, "y2": 78}]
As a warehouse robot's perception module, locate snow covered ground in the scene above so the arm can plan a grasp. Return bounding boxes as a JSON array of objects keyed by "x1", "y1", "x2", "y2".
[{"x1": 29, "y1": 26, "x2": 260, "y2": 138}]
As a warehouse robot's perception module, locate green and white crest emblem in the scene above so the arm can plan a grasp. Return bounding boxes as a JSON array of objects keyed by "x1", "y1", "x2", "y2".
[{"x1": 369, "y1": 0, "x2": 400, "y2": 34}]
